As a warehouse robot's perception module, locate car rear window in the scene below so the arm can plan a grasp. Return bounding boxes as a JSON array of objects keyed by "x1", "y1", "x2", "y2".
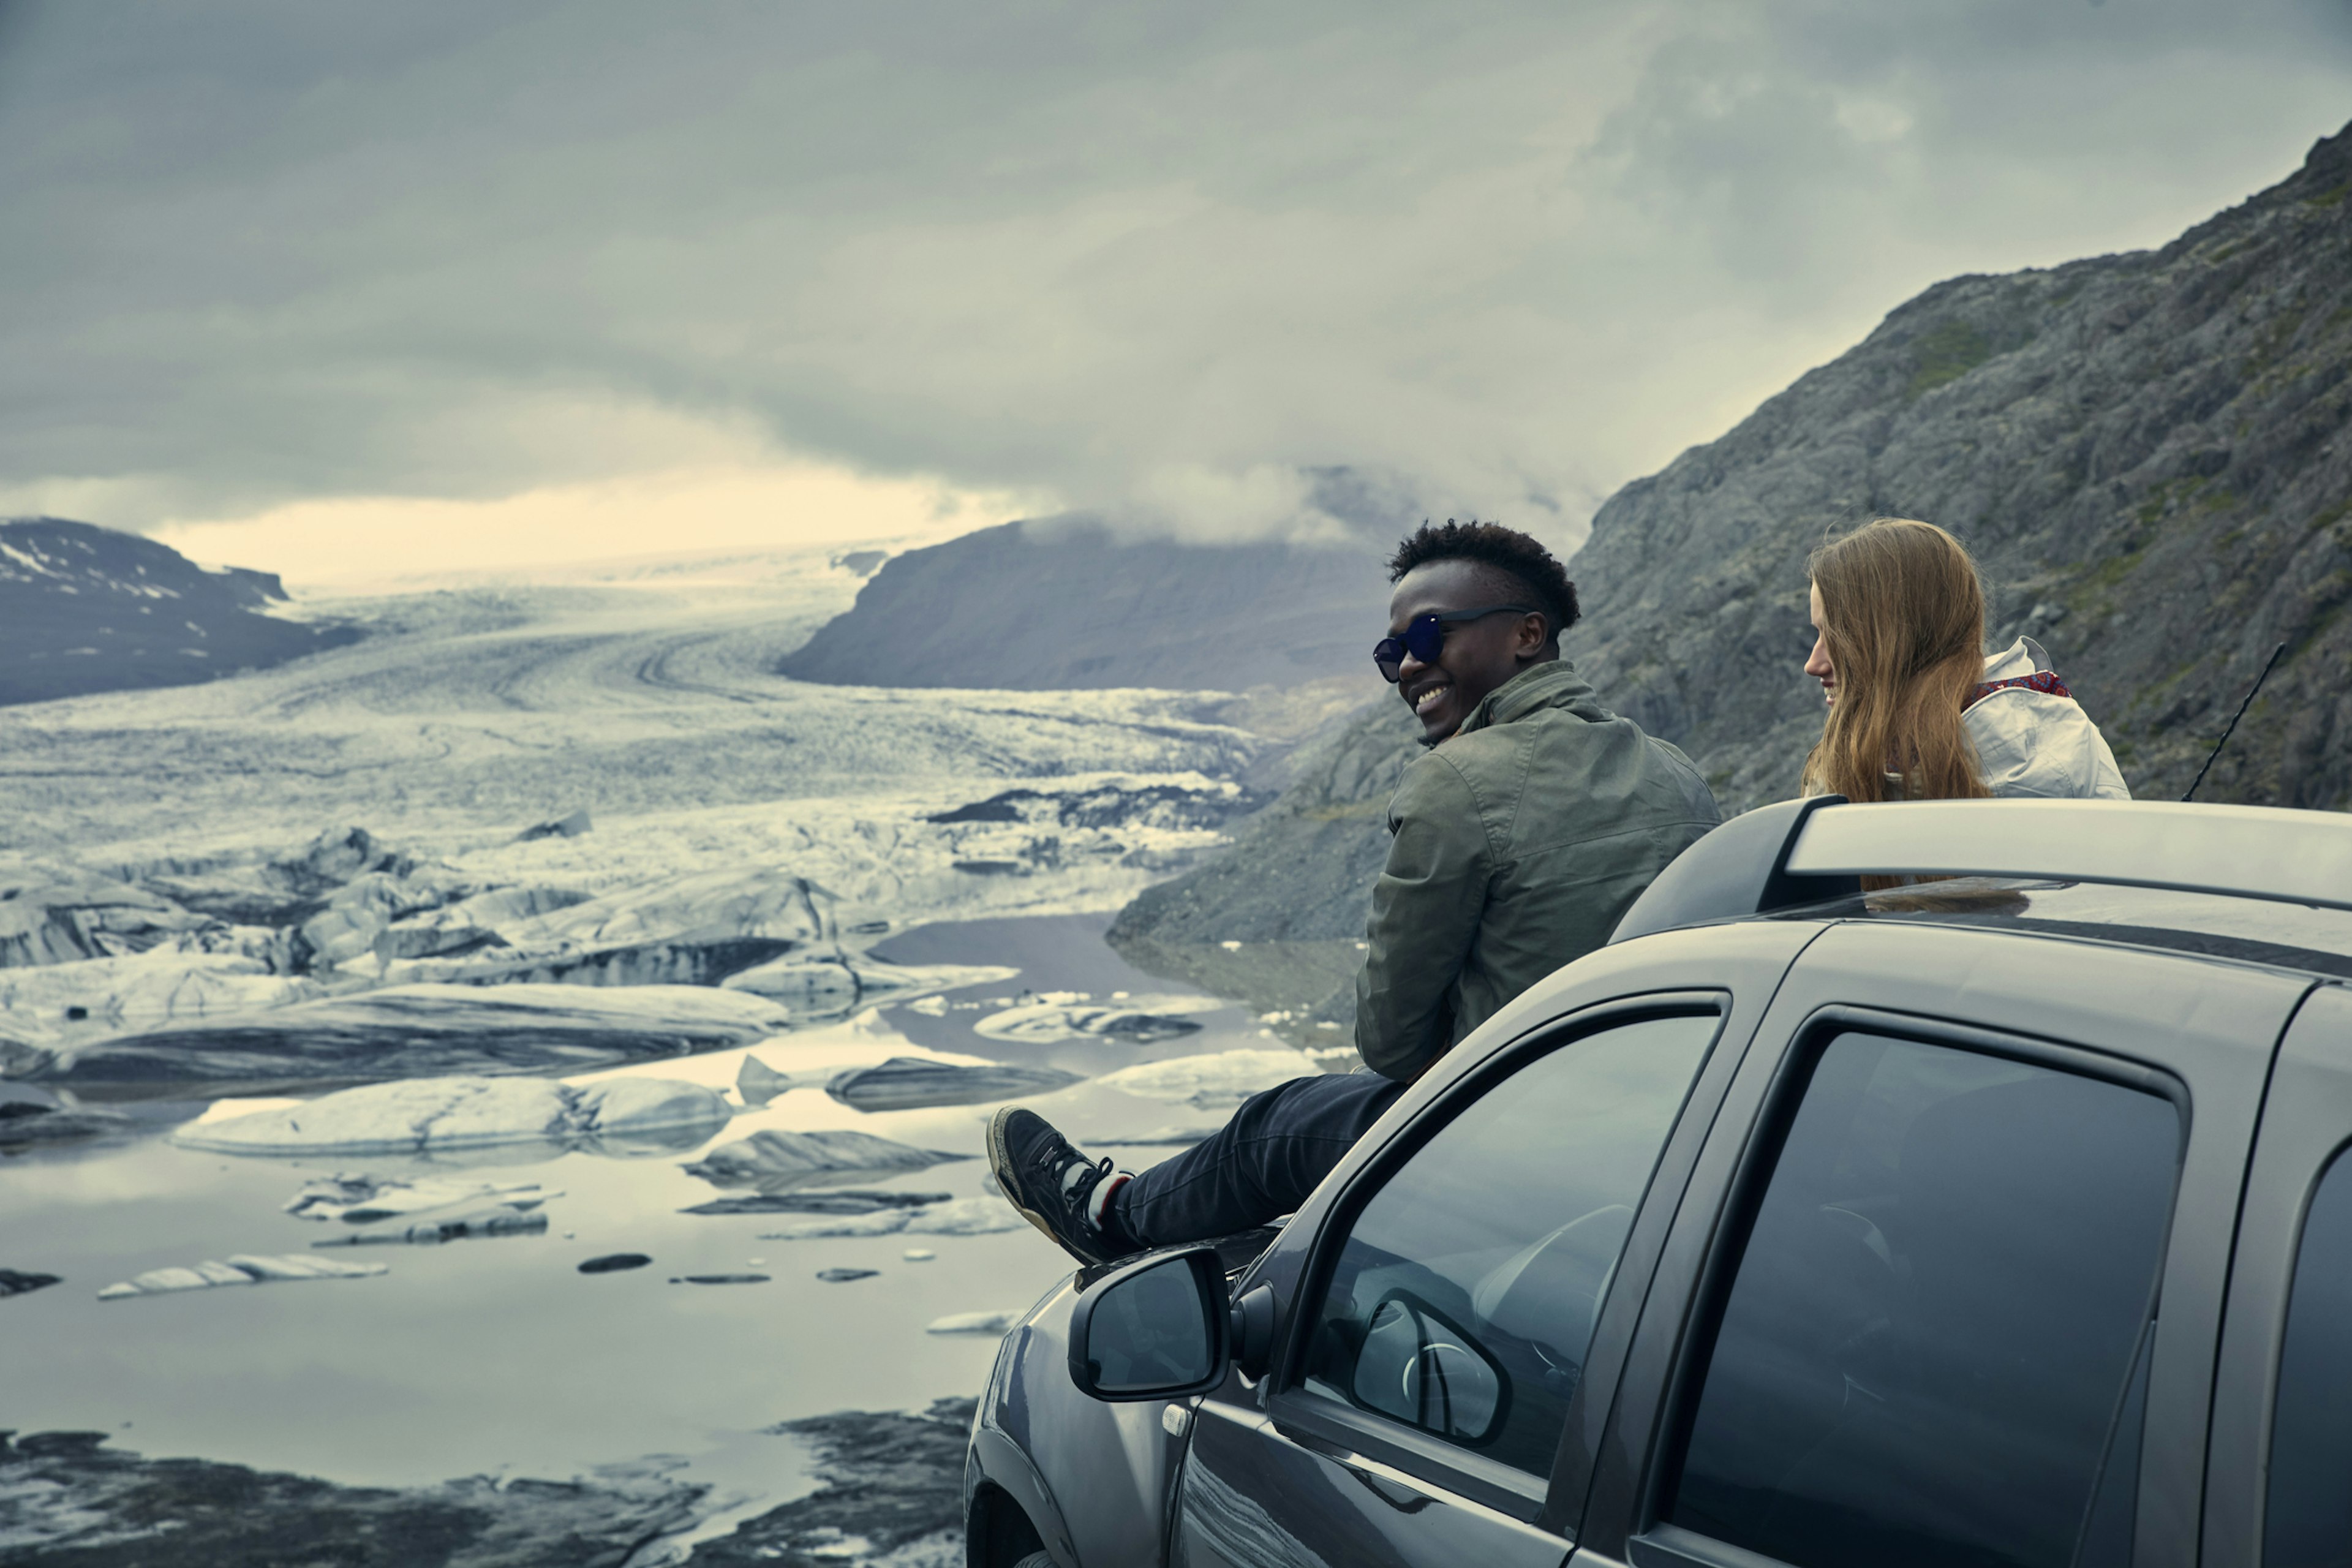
[{"x1": 1665, "y1": 1031, "x2": 2180, "y2": 1568}]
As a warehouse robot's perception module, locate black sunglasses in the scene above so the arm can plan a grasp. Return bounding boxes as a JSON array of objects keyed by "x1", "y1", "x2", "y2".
[{"x1": 1373, "y1": 605, "x2": 1544, "y2": 684}]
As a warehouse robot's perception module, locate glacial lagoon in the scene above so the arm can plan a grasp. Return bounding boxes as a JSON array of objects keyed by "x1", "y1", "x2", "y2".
[{"x1": 0, "y1": 560, "x2": 1348, "y2": 1559}]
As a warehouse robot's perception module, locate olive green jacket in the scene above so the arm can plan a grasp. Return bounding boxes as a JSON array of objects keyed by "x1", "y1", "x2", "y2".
[{"x1": 1355, "y1": 660, "x2": 1721, "y2": 1080}]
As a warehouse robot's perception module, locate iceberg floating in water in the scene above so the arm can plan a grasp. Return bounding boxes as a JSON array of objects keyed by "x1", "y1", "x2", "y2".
[
  {"x1": 171, "y1": 1074, "x2": 732, "y2": 1156},
  {"x1": 312, "y1": 1208, "x2": 548, "y2": 1246},
  {"x1": 97, "y1": 1253, "x2": 388, "y2": 1300},
  {"x1": 0, "y1": 949, "x2": 320, "y2": 1039},
  {"x1": 973, "y1": 995, "x2": 1215, "y2": 1045},
  {"x1": 1092, "y1": 1047, "x2": 1313, "y2": 1108},
  {"x1": 758, "y1": 1196, "x2": 1019, "y2": 1242},
  {"x1": 34, "y1": 982, "x2": 793, "y2": 1088},
  {"x1": 823, "y1": 1055, "x2": 1083, "y2": 1112},
  {"x1": 681, "y1": 1127, "x2": 967, "y2": 1192},
  {"x1": 925, "y1": 1310, "x2": 1020, "y2": 1335},
  {"x1": 680, "y1": 1189, "x2": 951, "y2": 1217},
  {"x1": 284, "y1": 1175, "x2": 561, "y2": 1224}
]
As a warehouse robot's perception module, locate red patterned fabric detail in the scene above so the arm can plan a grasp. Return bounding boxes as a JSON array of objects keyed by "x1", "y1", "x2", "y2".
[{"x1": 1967, "y1": 669, "x2": 2072, "y2": 708}]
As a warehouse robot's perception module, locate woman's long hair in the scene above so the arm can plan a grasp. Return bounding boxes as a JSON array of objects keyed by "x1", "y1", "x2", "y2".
[{"x1": 1801, "y1": 518, "x2": 1991, "y2": 805}]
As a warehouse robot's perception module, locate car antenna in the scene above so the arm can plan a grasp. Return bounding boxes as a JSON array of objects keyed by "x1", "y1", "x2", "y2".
[{"x1": 2182, "y1": 641, "x2": 2287, "y2": 802}]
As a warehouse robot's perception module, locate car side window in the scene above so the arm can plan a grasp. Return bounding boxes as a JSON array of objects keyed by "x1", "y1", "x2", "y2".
[
  {"x1": 1297, "y1": 1010, "x2": 1721, "y2": 1478},
  {"x1": 2265, "y1": 1147, "x2": 2352, "y2": 1568},
  {"x1": 1665, "y1": 1031, "x2": 2181, "y2": 1568}
]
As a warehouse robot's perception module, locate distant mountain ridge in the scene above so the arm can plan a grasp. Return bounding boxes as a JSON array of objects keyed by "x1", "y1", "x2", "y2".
[
  {"x1": 0, "y1": 517, "x2": 358, "y2": 707},
  {"x1": 775, "y1": 516, "x2": 1393, "y2": 690},
  {"x1": 1110, "y1": 118, "x2": 2352, "y2": 1039}
]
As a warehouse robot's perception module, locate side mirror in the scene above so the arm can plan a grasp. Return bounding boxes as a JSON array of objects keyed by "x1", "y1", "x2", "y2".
[{"x1": 1068, "y1": 1248, "x2": 1280, "y2": 1401}]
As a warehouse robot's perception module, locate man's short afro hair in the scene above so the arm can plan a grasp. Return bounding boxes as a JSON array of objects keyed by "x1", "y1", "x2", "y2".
[{"x1": 1387, "y1": 519, "x2": 1580, "y2": 641}]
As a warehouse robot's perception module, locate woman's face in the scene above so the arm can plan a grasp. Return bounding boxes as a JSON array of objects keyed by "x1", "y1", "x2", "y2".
[{"x1": 1805, "y1": 582, "x2": 1837, "y2": 705}]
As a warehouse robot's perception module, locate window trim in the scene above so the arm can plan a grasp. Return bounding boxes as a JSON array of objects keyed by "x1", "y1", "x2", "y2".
[
  {"x1": 1267, "y1": 994, "x2": 1732, "y2": 1525},
  {"x1": 1634, "y1": 1003, "x2": 2192, "y2": 1568}
]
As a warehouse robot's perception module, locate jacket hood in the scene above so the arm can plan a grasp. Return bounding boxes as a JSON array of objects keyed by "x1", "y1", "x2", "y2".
[
  {"x1": 1449, "y1": 658, "x2": 1608, "y2": 741},
  {"x1": 1980, "y1": 635, "x2": 2055, "y2": 685}
]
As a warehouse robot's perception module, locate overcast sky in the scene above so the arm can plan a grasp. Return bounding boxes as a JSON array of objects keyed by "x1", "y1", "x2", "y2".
[{"x1": 1, "y1": 1, "x2": 2347, "y2": 582}]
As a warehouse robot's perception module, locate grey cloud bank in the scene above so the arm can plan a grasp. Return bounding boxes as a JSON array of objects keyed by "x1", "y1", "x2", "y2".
[{"x1": 0, "y1": 0, "x2": 2346, "y2": 549}]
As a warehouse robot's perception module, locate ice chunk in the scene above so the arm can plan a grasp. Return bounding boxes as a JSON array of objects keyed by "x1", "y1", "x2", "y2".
[
  {"x1": 0, "y1": 950, "x2": 319, "y2": 1038},
  {"x1": 0, "y1": 861, "x2": 209, "y2": 967},
  {"x1": 313, "y1": 1208, "x2": 549, "y2": 1246},
  {"x1": 902, "y1": 1249, "x2": 935, "y2": 1262},
  {"x1": 832, "y1": 960, "x2": 1020, "y2": 1001},
  {"x1": 816, "y1": 1268, "x2": 878, "y2": 1283},
  {"x1": 283, "y1": 1175, "x2": 560, "y2": 1224},
  {"x1": 505, "y1": 867, "x2": 831, "y2": 951},
  {"x1": 0, "y1": 1099, "x2": 134, "y2": 1147},
  {"x1": 98, "y1": 1253, "x2": 386, "y2": 1298},
  {"x1": 905, "y1": 1197, "x2": 1021, "y2": 1236},
  {"x1": 710, "y1": 954, "x2": 858, "y2": 1010},
  {"x1": 824, "y1": 1056, "x2": 1082, "y2": 1112},
  {"x1": 681, "y1": 1189, "x2": 950, "y2": 1217},
  {"x1": 1093, "y1": 1048, "x2": 1311, "y2": 1107},
  {"x1": 682, "y1": 1128, "x2": 967, "y2": 1192},
  {"x1": 756, "y1": 1208, "x2": 918, "y2": 1240},
  {"x1": 578, "y1": 1077, "x2": 731, "y2": 1143},
  {"x1": 515, "y1": 809, "x2": 592, "y2": 842},
  {"x1": 734, "y1": 1053, "x2": 808, "y2": 1108},
  {"x1": 973, "y1": 995, "x2": 1216, "y2": 1045},
  {"x1": 925, "y1": 1310, "x2": 1019, "y2": 1335},
  {"x1": 721, "y1": 952, "x2": 1014, "y2": 1019},
  {"x1": 44, "y1": 982, "x2": 794, "y2": 1087},
  {"x1": 173, "y1": 1074, "x2": 728, "y2": 1156},
  {"x1": 759, "y1": 1195, "x2": 1019, "y2": 1241}
]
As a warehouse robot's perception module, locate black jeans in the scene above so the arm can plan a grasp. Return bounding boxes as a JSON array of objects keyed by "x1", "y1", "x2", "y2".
[{"x1": 1110, "y1": 1071, "x2": 1406, "y2": 1248}]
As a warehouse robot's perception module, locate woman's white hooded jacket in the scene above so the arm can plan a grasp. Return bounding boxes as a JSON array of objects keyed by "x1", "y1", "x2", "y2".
[{"x1": 1964, "y1": 636, "x2": 2132, "y2": 800}]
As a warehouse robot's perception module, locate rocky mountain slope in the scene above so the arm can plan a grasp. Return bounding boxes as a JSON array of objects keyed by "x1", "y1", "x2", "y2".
[
  {"x1": 1112, "y1": 119, "x2": 2352, "y2": 1034},
  {"x1": 775, "y1": 514, "x2": 1390, "y2": 690},
  {"x1": 1107, "y1": 699, "x2": 1422, "y2": 1044},
  {"x1": 0, "y1": 516, "x2": 357, "y2": 706}
]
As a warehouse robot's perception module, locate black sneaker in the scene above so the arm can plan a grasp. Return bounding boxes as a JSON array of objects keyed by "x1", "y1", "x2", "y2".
[{"x1": 989, "y1": 1107, "x2": 1135, "y2": 1267}]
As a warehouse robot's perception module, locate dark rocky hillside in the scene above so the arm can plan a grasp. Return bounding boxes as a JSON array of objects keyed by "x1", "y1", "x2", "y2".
[
  {"x1": 1111, "y1": 119, "x2": 2352, "y2": 1033},
  {"x1": 0, "y1": 516, "x2": 356, "y2": 707},
  {"x1": 775, "y1": 514, "x2": 1389, "y2": 689},
  {"x1": 1109, "y1": 698, "x2": 1423, "y2": 1045}
]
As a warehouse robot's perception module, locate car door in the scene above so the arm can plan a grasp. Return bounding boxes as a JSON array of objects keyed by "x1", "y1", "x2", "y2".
[
  {"x1": 2200, "y1": 981, "x2": 2352, "y2": 1568},
  {"x1": 1570, "y1": 922, "x2": 2310, "y2": 1568},
  {"x1": 1170, "y1": 997, "x2": 1738, "y2": 1568}
]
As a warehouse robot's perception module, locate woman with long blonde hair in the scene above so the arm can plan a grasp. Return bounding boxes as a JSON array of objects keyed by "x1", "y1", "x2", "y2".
[{"x1": 1801, "y1": 518, "x2": 2129, "y2": 802}]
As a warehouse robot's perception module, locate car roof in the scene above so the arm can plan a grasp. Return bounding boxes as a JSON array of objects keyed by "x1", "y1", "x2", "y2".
[
  {"x1": 1614, "y1": 798, "x2": 2352, "y2": 979},
  {"x1": 1765, "y1": 878, "x2": 2352, "y2": 984}
]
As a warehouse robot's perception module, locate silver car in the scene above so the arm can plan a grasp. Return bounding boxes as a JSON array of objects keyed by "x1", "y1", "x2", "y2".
[{"x1": 963, "y1": 797, "x2": 2352, "y2": 1568}]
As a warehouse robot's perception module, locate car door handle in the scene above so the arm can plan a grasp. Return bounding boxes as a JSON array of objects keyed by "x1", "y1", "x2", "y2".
[
  {"x1": 1282, "y1": 1427, "x2": 1436, "y2": 1513},
  {"x1": 1340, "y1": 1461, "x2": 1435, "y2": 1514}
]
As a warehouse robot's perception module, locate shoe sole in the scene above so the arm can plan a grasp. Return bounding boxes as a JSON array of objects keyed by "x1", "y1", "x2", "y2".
[{"x1": 987, "y1": 1106, "x2": 1103, "y2": 1268}]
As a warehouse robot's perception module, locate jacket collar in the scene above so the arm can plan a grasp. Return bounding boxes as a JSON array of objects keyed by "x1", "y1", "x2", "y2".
[{"x1": 1447, "y1": 658, "x2": 1605, "y2": 742}]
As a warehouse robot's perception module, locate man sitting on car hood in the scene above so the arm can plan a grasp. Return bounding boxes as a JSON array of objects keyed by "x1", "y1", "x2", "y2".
[{"x1": 989, "y1": 519, "x2": 1723, "y2": 1264}]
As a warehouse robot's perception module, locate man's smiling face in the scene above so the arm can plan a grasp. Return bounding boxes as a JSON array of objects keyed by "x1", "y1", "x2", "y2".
[{"x1": 1387, "y1": 558, "x2": 1551, "y2": 743}]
